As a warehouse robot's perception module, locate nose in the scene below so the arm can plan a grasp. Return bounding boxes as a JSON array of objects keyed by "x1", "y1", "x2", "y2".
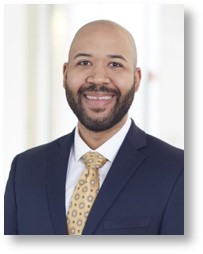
[{"x1": 86, "y1": 65, "x2": 110, "y2": 85}]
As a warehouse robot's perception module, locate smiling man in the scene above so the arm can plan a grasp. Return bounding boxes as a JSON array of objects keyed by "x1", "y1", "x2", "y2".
[
  {"x1": 4, "y1": 20, "x2": 184, "y2": 235},
  {"x1": 63, "y1": 20, "x2": 141, "y2": 148}
]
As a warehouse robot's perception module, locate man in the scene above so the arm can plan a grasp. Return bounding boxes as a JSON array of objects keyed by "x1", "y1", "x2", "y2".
[{"x1": 4, "y1": 20, "x2": 184, "y2": 235}]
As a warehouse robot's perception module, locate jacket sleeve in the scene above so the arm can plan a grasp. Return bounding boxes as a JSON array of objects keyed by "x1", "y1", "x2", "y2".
[
  {"x1": 4, "y1": 156, "x2": 18, "y2": 235},
  {"x1": 159, "y1": 169, "x2": 184, "y2": 235}
]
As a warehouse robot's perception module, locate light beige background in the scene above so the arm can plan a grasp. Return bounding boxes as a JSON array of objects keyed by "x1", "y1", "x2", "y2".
[
  {"x1": 1, "y1": 0, "x2": 203, "y2": 254},
  {"x1": 3, "y1": 4, "x2": 184, "y2": 185}
]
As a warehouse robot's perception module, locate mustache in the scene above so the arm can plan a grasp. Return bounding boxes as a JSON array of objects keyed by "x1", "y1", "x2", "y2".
[{"x1": 78, "y1": 83, "x2": 121, "y2": 97}]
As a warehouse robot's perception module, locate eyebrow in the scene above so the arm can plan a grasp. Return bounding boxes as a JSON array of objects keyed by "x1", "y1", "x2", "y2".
[
  {"x1": 74, "y1": 53, "x2": 92, "y2": 59},
  {"x1": 107, "y1": 54, "x2": 127, "y2": 62}
]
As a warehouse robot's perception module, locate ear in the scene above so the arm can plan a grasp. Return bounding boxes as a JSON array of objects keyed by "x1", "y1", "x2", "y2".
[
  {"x1": 134, "y1": 67, "x2": 141, "y2": 93},
  {"x1": 63, "y1": 62, "x2": 68, "y2": 88}
]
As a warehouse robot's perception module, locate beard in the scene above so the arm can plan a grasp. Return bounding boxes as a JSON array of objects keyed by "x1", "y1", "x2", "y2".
[{"x1": 64, "y1": 82, "x2": 135, "y2": 132}]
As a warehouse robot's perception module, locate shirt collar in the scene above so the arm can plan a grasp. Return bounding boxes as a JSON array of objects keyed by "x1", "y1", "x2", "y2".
[{"x1": 74, "y1": 117, "x2": 132, "y2": 162}]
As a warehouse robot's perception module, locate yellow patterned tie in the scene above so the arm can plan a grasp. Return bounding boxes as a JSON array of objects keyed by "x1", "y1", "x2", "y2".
[{"x1": 67, "y1": 151, "x2": 108, "y2": 235}]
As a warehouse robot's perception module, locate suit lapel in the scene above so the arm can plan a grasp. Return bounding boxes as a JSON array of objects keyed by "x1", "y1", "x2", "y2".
[
  {"x1": 46, "y1": 122, "x2": 146, "y2": 235},
  {"x1": 83, "y1": 122, "x2": 147, "y2": 235},
  {"x1": 46, "y1": 131, "x2": 74, "y2": 235}
]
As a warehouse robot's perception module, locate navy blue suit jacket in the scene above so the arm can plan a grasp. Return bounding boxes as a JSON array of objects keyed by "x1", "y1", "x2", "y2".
[{"x1": 4, "y1": 121, "x2": 184, "y2": 235}]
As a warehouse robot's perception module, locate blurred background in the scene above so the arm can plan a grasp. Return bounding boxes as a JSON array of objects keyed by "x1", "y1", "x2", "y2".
[{"x1": 2, "y1": 4, "x2": 184, "y2": 183}]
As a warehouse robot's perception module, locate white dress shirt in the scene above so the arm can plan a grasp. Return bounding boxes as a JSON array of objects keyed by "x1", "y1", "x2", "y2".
[{"x1": 65, "y1": 117, "x2": 132, "y2": 213}]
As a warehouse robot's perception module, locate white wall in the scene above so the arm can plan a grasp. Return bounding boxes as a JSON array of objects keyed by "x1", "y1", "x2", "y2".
[
  {"x1": 2, "y1": 4, "x2": 184, "y2": 184},
  {"x1": 159, "y1": 5, "x2": 184, "y2": 147},
  {"x1": 3, "y1": 5, "x2": 28, "y2": 181}
]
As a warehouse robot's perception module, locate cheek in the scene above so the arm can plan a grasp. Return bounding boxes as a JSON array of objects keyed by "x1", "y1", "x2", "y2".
[
  {"x1": 66, "y1": 70, "x2": 84, "y2": 91},
  {"x1": 112, "y1": 74, "x2": 134, "y2": 93}
]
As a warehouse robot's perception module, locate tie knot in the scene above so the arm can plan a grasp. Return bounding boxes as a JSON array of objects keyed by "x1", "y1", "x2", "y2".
[{"x1": 82, "y1": 152, "x2": 108, "y2": 170}]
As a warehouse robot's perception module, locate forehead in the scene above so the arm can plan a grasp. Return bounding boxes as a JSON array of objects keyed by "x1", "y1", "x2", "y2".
[{"x1": 69, "y1": 24, "x2": 135, "y2": 61}]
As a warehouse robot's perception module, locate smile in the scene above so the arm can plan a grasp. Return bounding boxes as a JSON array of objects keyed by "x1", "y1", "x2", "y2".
[
  {"x1": 82, "y1": 92, "x2": 116, "y2": 109},
  {"x1": 85, "y1": 95, "x2": 113, "y2": 101}
]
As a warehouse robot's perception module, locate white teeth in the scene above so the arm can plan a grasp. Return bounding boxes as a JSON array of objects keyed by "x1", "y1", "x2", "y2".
[
  {"x1": 98, "y1": 96, "x2": 112, "y2": 100},
  {"x1": 86, "y1": 96, "x2": 97, "y2": 100},
  {"x1": 86, "y1": 95, "x2": 112, "y2": 100}
]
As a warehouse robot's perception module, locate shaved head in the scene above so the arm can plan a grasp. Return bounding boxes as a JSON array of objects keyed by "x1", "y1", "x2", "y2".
[
  {"x1": 63, "y1": 19, "x2": 141, "y2": 133},
  {"x1": 68, "y1": 20, "x2": 138, "y2": 68}
]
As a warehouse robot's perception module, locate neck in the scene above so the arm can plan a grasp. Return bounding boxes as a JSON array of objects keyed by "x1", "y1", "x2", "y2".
[{"x1": 78, "y1": 115, "x2": 128, "y2": 150}]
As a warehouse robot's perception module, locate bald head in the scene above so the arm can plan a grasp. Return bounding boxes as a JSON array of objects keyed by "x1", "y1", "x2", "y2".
[{"x1": 68, "y1": 20, "x2": 138, "y2": 68}]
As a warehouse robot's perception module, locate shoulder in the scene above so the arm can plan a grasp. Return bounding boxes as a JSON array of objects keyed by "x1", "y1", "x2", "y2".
[
  {"x1": 140, "y1": 133, "x2": 184, "y2": 181},
  {"x1": 145, "y1": 134, "x2": 183, "y2": 165},
  {"x1": 128, "y1": 120, "x2": 183, "y2": 158},
  {"x1": 127, "y1": 121, "x2": 183, "y2": 170},
  {"x1": 15, "y1": 132, "x2": 73, "y2": 163},
  {"x1": 127, "y1": 123, "x2": 184, "y2": 191},
  {"x1": 9, "y1": 132, "x2": 74, "y2": 180}
]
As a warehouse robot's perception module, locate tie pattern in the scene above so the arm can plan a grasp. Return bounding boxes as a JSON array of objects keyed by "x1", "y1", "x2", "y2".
[{"x1": 67, "y1": 151, "x2": 107, "y2": 235}]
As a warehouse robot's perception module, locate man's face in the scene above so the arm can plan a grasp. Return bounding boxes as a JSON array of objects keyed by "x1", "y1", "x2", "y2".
[{"x1": 63, "y1": 23, "x2": 141, "y2": 132}]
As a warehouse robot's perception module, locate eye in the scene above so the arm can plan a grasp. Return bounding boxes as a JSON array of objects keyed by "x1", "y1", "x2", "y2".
[
  {"x1": 109, "y1": 62, "x2": 123, "y2": 68},
  {"x1": 78, "y1": 60, "x2": 92, "y2": 66}
]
